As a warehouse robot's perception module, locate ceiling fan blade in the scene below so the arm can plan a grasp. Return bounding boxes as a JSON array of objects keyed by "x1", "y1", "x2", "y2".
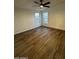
[
  {"x1": 43, "y1": 2, "x2": 50, "y2": 6},
  {"x1": 40, "y1": 0, "x2": 43, "y2": 4},
  {"x1": 40, "y1": 0, "x2": 43, "y2": 2},
  {"x1": 34, "y1": 1, "x2": 40, "y2": 4},
  {"x1": 44, "y1": 6, "x2": 50, "y2": 8}
]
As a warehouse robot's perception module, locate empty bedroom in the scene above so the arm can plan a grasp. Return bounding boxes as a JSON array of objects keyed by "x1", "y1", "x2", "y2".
[{"x1": 14, "y1": 0, "x2": 65, "y2": 59}]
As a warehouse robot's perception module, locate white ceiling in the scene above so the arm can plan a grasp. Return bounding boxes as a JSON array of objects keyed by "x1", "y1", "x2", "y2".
[{"x1": 14, "y1": 0, "x2": 65, "y2": 10}]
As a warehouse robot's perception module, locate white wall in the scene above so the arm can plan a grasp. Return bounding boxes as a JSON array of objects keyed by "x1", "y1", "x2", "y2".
[
  {"x1": 14, "y1": 8, "x2": 35, "y2": 34},
  {"x1": 48, "y1": 3, "x2": 65, "y2": 30}
]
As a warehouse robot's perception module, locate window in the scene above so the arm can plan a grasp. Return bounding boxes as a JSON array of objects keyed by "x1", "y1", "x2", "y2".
[
  {"x1": 34, "y1": 12, "x2": 41, "y2": 27},
  {"x1": 42, "y1": 12, "x2": 48, "y2": 26},
  {"x1": 34, "y1": 12, "x2": 48, "y2": 27}
]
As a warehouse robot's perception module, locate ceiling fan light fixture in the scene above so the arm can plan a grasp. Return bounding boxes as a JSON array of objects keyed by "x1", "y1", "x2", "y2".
[{"x1": 40, "y1": 5, "x2": 43, "y2": 8}]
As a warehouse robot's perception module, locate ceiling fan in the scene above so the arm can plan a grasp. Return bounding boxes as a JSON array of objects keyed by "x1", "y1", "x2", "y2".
[{"x1": 33, "y1": 0, "x2": 50, "y2": 8}]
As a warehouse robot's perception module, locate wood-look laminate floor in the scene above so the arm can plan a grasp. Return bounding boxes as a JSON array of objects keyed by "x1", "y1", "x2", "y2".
[{"x1": 14, "y1": 26, "x2": 65, "y2": 59}]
